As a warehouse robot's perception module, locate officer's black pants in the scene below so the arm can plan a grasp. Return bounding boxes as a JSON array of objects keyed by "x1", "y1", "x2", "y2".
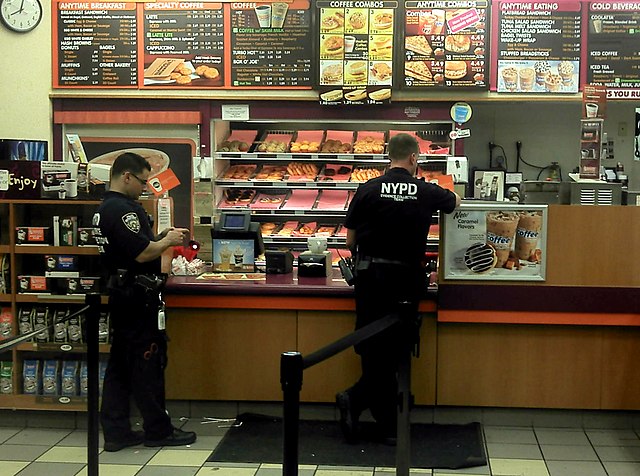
[
  {"x1": 347, "y1": 263, "x2": 420, "y2": 435},
  {"x1": 101, "y1": 302, "x2": 173, "y2": 442}
]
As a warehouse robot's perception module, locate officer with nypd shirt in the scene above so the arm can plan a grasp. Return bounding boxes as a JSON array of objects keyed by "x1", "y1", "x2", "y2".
[
  {"x1": 93, "y1": 152, "x2": 196, "y2": 452},
  {"x1": 336, "y1": 133, "x2": 460, "y2": 444}
]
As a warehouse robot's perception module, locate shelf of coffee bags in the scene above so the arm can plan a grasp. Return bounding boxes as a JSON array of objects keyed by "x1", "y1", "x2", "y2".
[{"x1": 0, "y1": 394, "x2": 87, "y2": 411}]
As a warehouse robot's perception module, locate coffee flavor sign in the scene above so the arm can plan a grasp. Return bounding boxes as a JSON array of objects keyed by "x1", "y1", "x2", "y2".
[
  {"x1": 317, "y1": 1, "x2": 397, "y2": 105},
  {"x1": 441, "y1": 203, "x2": 548, "y2": 281},
  {"x1": 493, "y1": 0, "x2": 582, "y2": 93}
]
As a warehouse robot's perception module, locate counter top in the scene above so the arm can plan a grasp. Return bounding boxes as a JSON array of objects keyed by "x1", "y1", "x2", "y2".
[{"x1": 165, "y1": 269, "x2": 437, "y2": 312}]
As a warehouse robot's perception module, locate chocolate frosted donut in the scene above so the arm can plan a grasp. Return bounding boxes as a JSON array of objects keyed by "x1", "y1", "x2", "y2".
[{"x1": 464, "y1": 243, "x2": 497, "y2": 273}]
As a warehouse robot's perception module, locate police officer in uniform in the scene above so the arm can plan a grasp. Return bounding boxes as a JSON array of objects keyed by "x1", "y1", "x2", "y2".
[
  {"x1": 336, "y1": 133, "x2": 460, "y2": 444},
  {"x1": 93, "y1": 152, "x2": 196, "y2": 451}
]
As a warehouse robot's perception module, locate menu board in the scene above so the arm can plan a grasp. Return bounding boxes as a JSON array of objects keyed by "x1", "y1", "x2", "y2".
[
  {"x1": 55, "y1": 2, "x2": 138, "y2": 87},
  {"x1": 587, "y1": 1, "x2": 640, "y2": 99},
  {"x1": 229, "y1": 1, "x2": 312, "y2": 87},
  {"x1": 142, "y1": 2, "x2": 224, "y2": 88},
  {"x1": 493, "y1": 0, "x2": 582, "y2": 93},
  {"x1": 317, "y1": 1, "x2": 397, "y2": 105},
  {"x1": 402, "y1": 1, "x2": 488, "y2": 89}
]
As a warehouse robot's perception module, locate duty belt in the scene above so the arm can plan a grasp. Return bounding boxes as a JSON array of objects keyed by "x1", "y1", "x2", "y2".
[{"x1": 356, "y1": 255, "x2": 413, "y2": 271}]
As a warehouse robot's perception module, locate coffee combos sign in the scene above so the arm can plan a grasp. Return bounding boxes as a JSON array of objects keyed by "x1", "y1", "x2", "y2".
[
  {"x1": 230, "y1": 1, "x2": 312, "y2": 87},
  {"x1": 586, "y1": 1, "x2": 640, "y2": 99},
  {"x1": 441, "y1": 204, "x2": 548, "y2": 281},
  {"x1": 493, "y1": 0, "x2": 582, "y2": 93},
  {"x1": 402, "y1": 0, "x2": 489, "y2": 89},
  {"x1": 317, "y1": 1, "x2": 397, "y2": 105}
]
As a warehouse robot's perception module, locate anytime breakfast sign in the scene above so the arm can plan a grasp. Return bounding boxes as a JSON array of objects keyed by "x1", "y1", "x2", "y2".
[
  {"x1": 441, "y1": 203, "x2": 548, "y2": 281},
  {"x1": 317, "y1": 0, "x2": 397, "y2": 105}
]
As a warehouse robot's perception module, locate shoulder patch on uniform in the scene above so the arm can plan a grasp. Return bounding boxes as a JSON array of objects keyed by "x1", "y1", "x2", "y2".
[
  {"x1": 92, "y1": 212, "x2": 100, "y2": 226},
  {"x1": 122, "y1": 212, "x2": 141, "y2": 233}
]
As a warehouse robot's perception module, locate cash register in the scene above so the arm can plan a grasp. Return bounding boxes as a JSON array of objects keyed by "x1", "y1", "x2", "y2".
[{"x1": 211, "y1": 211, "x2": 264, "y2": 272}]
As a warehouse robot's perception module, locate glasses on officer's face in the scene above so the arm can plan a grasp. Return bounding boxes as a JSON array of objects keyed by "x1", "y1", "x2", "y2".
[{"x1": 128, "y1": 172, "x2": 148, "y2": 186}]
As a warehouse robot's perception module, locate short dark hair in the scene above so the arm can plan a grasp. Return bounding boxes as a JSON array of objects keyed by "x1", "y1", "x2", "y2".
[
  {"x1": 111, "y1": 152, "x2": 151, "y2": 177},
  {"x1": 388, "y1": 133, "x2": 419, "y2": 161}
]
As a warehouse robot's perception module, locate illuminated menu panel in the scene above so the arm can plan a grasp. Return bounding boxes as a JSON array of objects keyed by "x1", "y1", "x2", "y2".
[
  {"x1": 317, "y1": 1, "x2": 398, "y2": 104},
  {"x1": 141, "y1": 2, "x2": 224, "y2": 88},
  {"x1": 587, "y1": 1, "x2": 640, "y2": 100},
  {"x1": 494, "y1": 0, "x2": 581, "y2": 94},
  {"x1": 55, "y1": 1, "x2": 138, "y2": 87},
  {"x1": 402, "y1": 0, "x2": 488, "y2": 89},
  {"x1": 229, "y1": 1, "x2": 312, "y2": 88}
]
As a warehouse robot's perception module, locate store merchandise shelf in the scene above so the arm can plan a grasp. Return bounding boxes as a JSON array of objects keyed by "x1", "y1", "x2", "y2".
[
  {"x1": 14, "y1": 246, "x2": 100, "y2": 255},
  {"x1": 0, "y1": 294, "x2": 11, "y2": 302},
  {"x1": 15, "y1": 294, "x2": 108, "y2": 304},
  {"x1": 15, "y1": 342, "x2": 110, "y2": 353},
  {"x1": 0, "y1": 245, "x2": 10, "y2": 253},
  {"x1": 217, "y1": 152, "x2": 448, "y2": 162},
  {"x1": 0, "y1": 394, "x2": 89, "y2": 411}
]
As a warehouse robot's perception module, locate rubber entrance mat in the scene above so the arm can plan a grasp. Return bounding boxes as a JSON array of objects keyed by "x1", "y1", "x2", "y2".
[{"x1": 208, "y1": 413, "x2": 487, "y2": 469}]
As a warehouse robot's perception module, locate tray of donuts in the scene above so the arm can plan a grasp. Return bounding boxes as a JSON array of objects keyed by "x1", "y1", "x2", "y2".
[
  {"x1": 218, "y1": 189, "x2": 257, "y2": 208},
  {"x1": 252, "y1": 130, "x2": 294, "y2": 153}
]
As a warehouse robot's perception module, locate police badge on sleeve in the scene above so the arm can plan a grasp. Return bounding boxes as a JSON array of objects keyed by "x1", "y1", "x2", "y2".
[{"x1": 122, "y1": 213, "x2": 141, "y2": 233}]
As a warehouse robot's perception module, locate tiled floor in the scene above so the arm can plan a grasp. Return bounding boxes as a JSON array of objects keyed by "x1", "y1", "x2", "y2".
[{"x1": 2, "y1": 405, "x2": 640, "y2": 476}]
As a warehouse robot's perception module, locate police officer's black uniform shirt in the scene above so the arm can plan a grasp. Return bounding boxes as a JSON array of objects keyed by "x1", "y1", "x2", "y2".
[
  {"x1": 345, "y1": 168, "x2": 457, "y2": 265},
  {"x1": 93, "y1": 191, "x2": 160, "y2": 277}
]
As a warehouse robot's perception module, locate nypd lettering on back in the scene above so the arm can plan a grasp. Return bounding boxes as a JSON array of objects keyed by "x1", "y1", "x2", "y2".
[{"x1": 380, "y1": 182, "x2": 418, "y2": 202}]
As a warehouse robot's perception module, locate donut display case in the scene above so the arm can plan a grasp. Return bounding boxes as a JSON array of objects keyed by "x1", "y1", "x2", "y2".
[{"x1": 212, "y1": 120, "x2": 460, "y2": 253}]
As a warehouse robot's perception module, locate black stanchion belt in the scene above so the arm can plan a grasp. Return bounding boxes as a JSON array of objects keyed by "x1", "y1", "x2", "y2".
[{"x1": 303, "y1": 314, "x2": 401, "y2": 370}]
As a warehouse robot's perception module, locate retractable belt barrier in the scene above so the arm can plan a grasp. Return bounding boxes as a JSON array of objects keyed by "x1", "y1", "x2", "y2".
[
  {"x1": 1, "y1": 294, "x2": 102, "y2": 476},
  {"x1": 280, "y1": 301, "x2": 418, "y2": 476}
]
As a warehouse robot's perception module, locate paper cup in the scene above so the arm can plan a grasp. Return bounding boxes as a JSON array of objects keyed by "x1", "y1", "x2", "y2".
[
  {"x1": 515, "y1": 212, "x2": 542, "y2": 260},
  {"x1": 255, "y1": 5, "x2": 271, "y2": 28},
  {"x1": 344, "y1": 36, "x2": 356, "y2": 53},
  {"x1": 586, "y1": 103, "x2": 598, "y2": 118}
]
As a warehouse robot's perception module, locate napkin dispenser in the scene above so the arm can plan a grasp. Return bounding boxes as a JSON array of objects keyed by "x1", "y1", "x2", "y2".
[
  {"x1": 265, "y1": 250, "x2": 293, "y2": 274},
  {"x1": 298, "y1": 251, "x2": 331, "y2": 277}
]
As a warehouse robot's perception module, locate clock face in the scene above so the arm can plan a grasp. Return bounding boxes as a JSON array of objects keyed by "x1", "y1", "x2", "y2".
[{"x1": 1, "y1": 0, "x2": 42, "y2": 33}]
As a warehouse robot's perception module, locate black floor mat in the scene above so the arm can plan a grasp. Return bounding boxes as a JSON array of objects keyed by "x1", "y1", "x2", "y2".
[{"x1": 208, "y1": 414, "x2": 487, "y2": 469}]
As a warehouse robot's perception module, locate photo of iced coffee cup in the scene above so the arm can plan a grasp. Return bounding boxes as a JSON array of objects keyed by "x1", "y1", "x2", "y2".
[
  {"x1": 515, "y1": 211, "x2": 542, "y2": 260},
  {"x1": 592, "y1": 18, "x2": 602, "y2": 33},
  {"x1": 501, "y1": 67, "x2": 518, "y2": 91},
  {"x1": 271, "y1": 2, "x2": 288, "y2": 28},
  {"x1": 254, "y1": 4, "x2": 271, "y2": 28},
  {"x1": 557, "y1": 61, "x2": 575, "y2": 86},
  {"x1": 534, "y1": 60, "x2": 550, "y2": 86},
  {"x1": 419, "y1": 12, "x2": 438, "y2": 34},
  {"x1": 486, "y1": 211, "x2": 519, "y2": 268},
  {"x1": 519, "y1": 67, "x2": 535, "y2": 91}
]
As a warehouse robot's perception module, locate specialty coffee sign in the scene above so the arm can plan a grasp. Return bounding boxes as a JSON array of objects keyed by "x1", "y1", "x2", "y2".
[
  {"x1": 317, "y1": 0, "x2": 397, "y2": 105},
  {"x1": 587, "y1": 1, "x2": 640, "y2": 99},
  {"x1": 402, "y1": 0, "x2": 489, "y2": 89},
  {"x1": 55, "y1": 1, "x2": 138, "y2": 87},
  {"x1": 142, "y1": 2, "x2": 224, "y2": 88},
  {"x1": 494, "y1": 0, "x2": 581, "y2": 94},
  {"x1": 230, "y1": 1, "x2": 312, "y2": 87}
]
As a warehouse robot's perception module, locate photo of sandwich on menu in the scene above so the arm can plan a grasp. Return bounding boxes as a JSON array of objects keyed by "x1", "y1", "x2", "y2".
[
  {"x1": 405, "y1": 61, "x2": 433, "y2": 82},
  {"x1": 405, "y1": 35, "x2": 433, "y2": 57}
]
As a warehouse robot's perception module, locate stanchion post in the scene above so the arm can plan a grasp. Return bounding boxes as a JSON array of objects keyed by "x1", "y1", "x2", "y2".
[
  {"x1": 281, "y1": 352, "x2": 303, "y2": 476},
  {"x1": 85, "y1": 293, "x2": 101, "y2": 476}
]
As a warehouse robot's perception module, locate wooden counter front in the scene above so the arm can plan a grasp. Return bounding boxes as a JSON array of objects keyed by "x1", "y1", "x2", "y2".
[{"x1": 164, "y1": 272, "x2": 437, "y2": 404}]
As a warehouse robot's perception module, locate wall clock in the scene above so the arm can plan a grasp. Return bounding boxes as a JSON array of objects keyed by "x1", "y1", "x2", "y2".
[{"x1": 0, "y1": 0, "x2": 43, "y2": 33}]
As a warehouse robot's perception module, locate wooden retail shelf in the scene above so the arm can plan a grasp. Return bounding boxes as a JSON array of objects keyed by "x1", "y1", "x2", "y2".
[
  {"x1": 14, "y1": 246, "x2": 99, "y2": 255},
  {"x1": 15, "y1": 294, "x2": 108, "y2": 305},
  {"x1": 0, "y1": 394, "x2": 89, "y2": 412},
  {"x1": 15, "y1": 342, "x2": 110, "y2": 353}
]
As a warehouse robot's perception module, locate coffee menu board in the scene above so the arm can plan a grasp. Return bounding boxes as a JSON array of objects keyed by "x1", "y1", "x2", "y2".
[
  {"x1": 402, "y1": 1, "x2": 489, "y2": 89},
  {"x1": 317, "y1": 1, "x2": 397, "y2": 105},
  {"x1": 441, "y1": 203, "x2": 548, "y2": 282},
  {"x1": 492, "y1": 0, "x2": 581, "y2": 94},
  {"x1": 142, "y1": 2, "x2": 224, "y2": 88},
  {"x1": 229, "y1": 1, "x2": 312, "y2": 87},
  {"x1": 54, "y1": 2, "x2": 138, "y2": 87},
  {"x1": 587, "y1": 1, "x2": 640, "y2": 99}
]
